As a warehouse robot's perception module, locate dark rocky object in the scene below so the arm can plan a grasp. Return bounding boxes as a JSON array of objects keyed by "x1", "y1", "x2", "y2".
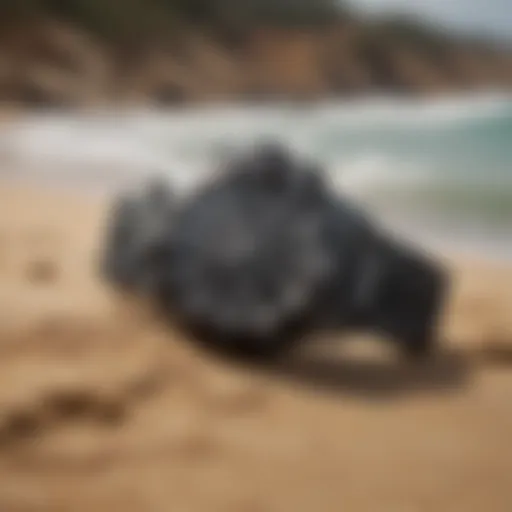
[
  {"x1": 101, "y1": 142, "x2": 448, "y2": 361},
  {"x1": 101, "y1": 176, "x2": 175, "y2": 295}
]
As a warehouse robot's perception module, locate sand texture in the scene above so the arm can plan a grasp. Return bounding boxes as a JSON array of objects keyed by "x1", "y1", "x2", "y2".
[{"x1": 0, "y1": 183, "x2": 512, "y2": 512}]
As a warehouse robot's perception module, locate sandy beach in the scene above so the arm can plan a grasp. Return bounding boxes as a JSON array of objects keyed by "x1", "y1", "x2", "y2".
[{"x1": 0, "y1": 181, "x2": 512, "y2": 512}]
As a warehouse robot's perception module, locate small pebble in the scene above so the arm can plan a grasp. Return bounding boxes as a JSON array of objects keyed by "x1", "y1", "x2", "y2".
[{"x1": 26, "y1": 258, "x2": 59, "y2": 284}]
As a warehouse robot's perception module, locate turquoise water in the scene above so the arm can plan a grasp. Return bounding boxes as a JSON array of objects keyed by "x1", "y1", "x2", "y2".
[{"x1": 1, "y1": 93, "x2": 511, "y2": 258}]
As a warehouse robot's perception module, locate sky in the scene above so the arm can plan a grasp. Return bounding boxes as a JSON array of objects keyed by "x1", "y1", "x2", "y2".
[{"x1": 348, "y1": 0, "x2": 512, "y2": 41}]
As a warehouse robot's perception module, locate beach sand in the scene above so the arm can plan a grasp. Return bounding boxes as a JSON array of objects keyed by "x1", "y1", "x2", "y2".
[{"x1": 0, "y1": 182, "x2": 512, "y2": 512}]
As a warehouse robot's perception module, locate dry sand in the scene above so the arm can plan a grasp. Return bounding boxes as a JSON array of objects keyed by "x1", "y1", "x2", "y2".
[{"x1": 0, "y1": 182, "x2": 511, "y2": 512}]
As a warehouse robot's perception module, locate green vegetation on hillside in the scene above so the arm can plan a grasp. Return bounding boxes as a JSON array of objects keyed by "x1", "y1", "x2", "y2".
[{"x1": 0, "y1": 0, "x2": 346, "y2": 40}]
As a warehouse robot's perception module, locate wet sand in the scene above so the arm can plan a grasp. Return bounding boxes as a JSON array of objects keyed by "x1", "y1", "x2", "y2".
[{"x1": 0, "y1": 182, "x2": 512, "y2": 512}]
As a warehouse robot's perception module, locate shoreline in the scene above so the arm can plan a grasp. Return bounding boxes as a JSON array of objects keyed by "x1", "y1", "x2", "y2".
[{"x1": 2, "y1": 161, "x2": 511, "y2": 265}]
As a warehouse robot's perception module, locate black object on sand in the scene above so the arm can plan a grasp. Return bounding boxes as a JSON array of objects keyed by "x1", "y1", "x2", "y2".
[{"x1": 101, "y1": 142, "x2": 448, "y2": 361}]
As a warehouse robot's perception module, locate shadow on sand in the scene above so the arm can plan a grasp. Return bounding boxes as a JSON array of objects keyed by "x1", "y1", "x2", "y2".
[
  {"x1": 169, "y1": 314, "x2": 512, "y2": 401},
  {"x1": 186, "y1": 329, "x2": 479, "y2": 400},
  {"x1": 264, "y1": 347, "x2": 474, "y2": 399}
]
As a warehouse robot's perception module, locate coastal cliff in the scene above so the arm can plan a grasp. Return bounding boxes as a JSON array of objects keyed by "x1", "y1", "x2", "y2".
[{"x1": 0, "y1": 6, "x2": 510, "y2": 108}]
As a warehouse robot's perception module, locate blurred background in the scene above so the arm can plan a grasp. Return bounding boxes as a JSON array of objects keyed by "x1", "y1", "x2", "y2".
[
  {"x1": 0, "y1": 0, "x2": 511, "y2": 258},
  {"x1": 0, "y1": 2, "x2": 511, "y2": 512}
]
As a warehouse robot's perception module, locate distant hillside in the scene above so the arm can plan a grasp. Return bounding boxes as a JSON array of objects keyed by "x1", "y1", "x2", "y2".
[{"x1": 0, "y1": 0, "x2": 510, "y2": 108}]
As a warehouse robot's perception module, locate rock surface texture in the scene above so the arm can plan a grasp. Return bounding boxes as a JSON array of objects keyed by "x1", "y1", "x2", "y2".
[{"x1": 102, "y1": 142, "x2": 448, "y2": 360}]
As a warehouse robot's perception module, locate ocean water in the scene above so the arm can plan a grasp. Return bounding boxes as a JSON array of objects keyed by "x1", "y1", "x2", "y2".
[{"x1": 1, "y1": 93, "x2": 511, "y2": 260}]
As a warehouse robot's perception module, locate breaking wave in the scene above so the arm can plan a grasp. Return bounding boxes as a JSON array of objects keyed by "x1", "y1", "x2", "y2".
[{"x1": 1, "y1": 92, "x2": 511, "y2": 257}]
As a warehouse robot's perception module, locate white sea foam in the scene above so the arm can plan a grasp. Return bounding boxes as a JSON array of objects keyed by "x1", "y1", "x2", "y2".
[
  {"x1": 1, "y1": 93, "x2": 511, "y2": 257},
  {"x1": 2, "y1": 92, "x2": 509, "y2": 175}
]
